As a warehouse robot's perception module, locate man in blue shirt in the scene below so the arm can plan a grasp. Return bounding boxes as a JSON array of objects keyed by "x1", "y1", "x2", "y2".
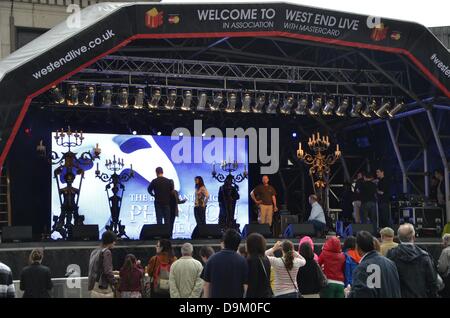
[
  {"x1": 202, "y1": 229, "x2": 248, "y2": 298},
  {"x1": 307, "y1": 194, "x2": 326, "y2": 237}
]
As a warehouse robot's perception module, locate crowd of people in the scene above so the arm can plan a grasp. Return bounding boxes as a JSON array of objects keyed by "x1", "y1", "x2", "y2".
[{"x1": 3, "y1": 224, "x2": 449, "y2": 298}]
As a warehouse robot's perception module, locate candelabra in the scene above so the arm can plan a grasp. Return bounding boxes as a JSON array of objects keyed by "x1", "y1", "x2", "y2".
[
  {"x1": 212, "y1": 160, "x2": 248, "y2": 187},
  {"x1": 297, "y1": 132, "x2": 341, "y2": 213},
  {"x1": 39, "y1": 127, "x2": 101, "y2": 240},
  {"x1": 95, "y1": 155, "x2": 134, "y2": 239}
]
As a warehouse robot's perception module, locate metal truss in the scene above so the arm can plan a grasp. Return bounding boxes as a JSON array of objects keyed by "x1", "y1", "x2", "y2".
[{"x1": 78, "y1": 55, "x2": 403, "y2": 92}]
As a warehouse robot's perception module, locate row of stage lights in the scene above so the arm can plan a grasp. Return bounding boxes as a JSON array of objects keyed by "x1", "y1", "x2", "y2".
[{"x1": 49, "y1": 85, "x2": 405, "y2": 118}]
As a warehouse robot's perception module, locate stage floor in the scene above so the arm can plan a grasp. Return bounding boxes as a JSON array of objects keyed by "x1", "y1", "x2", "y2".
[{"x1": 0, "y1": 238, "x2": 443, "y2": 279}]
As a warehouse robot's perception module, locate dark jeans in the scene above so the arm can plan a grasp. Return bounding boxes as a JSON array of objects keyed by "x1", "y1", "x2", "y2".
[
  {"x1": 275, "y1": 292, "x2": 298, "y2": 298},
  {"x1": 308, "y1": 220, "x2": 326, "y2": 236},
  {"x1": 378, "y1": 201, "x2": 391, "y2": 228},
  {"x1": 155, "y1": 203, "x2": 171, "y2": 225},
  {"x1": 194, "y1": 206, "x2": 206, "y2": 226},
  {"x1": 361, "y1": 201, "x2": 377, "y2": 233}
]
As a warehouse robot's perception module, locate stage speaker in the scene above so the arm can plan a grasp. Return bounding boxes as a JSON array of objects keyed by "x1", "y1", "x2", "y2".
[
  {"x1": 242, "y1": 224, "x2": 272, "y2": 238},
  {"x1": 1, "y1": 226, "x2": 33, "y2": 243},
  {"x1": 348, "y1": 223, "x2": 375, "y2": 235},
  {"x1": 139, "y1": 224, "x2": 171, "y2": 240},
  {"x1": 72, "y1": 225, "x2": 99, "y2": 241},
  {"x1": 191, "y1": 225, "x2": 223, "y2": 239},
  {"x1": 281, "y1": 215, "x2": 299, "y2": 234},
  {"x1": 283, "y1": 223, "x2": 315, "y2": 238}
]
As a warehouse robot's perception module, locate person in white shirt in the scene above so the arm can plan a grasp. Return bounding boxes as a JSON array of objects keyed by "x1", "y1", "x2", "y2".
[
  {"x1": 265, "y1": 240, "x2": 306, "y2": 298},
  {"x1": 169, "y1": 243, "x2": 204, "y2": 298},
  {"x1": 307, "y1": 194, "x2": 326, "y2": 237}
]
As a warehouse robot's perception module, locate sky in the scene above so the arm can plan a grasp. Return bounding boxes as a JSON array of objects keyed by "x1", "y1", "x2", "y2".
[{"x1": 160, "y1": 0, "x2": 450, "y2": 27}]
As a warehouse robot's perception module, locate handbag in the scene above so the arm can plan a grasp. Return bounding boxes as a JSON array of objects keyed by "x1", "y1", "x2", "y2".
[
  {"x1": 281, "y1": 258, "x2": 302, "y2": 298},
  {"x1": 259, "y1": 257, "x2": 274, "y2": 297}
]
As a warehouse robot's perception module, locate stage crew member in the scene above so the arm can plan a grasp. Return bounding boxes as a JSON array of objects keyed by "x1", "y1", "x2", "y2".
[
  {"x1": 148, "y1": 167, "x2": 174, "y2": 226},
  {"x1": 251, "y1": 175, "x2": 278, "y2": 227}
]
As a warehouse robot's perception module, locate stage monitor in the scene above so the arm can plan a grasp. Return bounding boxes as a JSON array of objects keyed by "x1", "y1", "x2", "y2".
[{"x1": 51, "y1": 133, "x2": 249, "y2": 239}]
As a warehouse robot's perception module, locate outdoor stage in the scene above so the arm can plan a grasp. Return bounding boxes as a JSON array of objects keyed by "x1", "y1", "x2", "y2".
[{"x1": 0, "y1": 238, "x2": 443, "y2": 280}]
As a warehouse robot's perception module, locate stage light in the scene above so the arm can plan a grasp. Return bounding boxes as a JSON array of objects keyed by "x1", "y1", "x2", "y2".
[
  {"x1": 361, "y1": 99, "x2": 376, "y2": 118},
  {"x1": 266, "y1": 94, "x2": 279, "y2": 114},
  {"x1": 101, "y1": 88, "x2": 112, "y2": 107},
  {"x1": 67, "y1": 85, "x2": 79, "y2": 106},
  {"x1": 225, "y1": 92, "x2": 237, "y2": 112},
  {"x1": 83, "y1": 86, "x2": 95, "y2": 106},
  {"x1": 309, "y1": 97, "x2": 322, "y2": 115},
  {"x1": 165, "y1": 89, "x2": 177, "y2": 110},
  {"x1": 349, "y1": 98, "x2": 363, "y2": 117},
  {"x1": 295, "y1": 96, "x2": 308, "y2": 115},
  {"x1": 117, "y1": 88, "x2": 129, "y2": 108},
  {"x1": 375, "y1": 100, "x2": 391, "y2": 118},
  {"x1": 149, "y1": 88, "x2": 161, "y2": 109},
  {"x1": 132, "y1": 88, "x2": 145, "y2": 109},
  {"x1": 132, "y1": 130, "x2": 137, "y2": 135},
  {"x1": 210, "y1": 92, "x2": 223, "y2": 111},
  {"x1": 292, "y1": 132, "x2": 297, "y2": 138},
  {"x1": 202, "y1": 132, "x2": 206, "y2": 137},
  {"x1": 387, "y1": 101, "x2": 405, "y2": 117},
  {"x1": 196, "y1": 92, "x2": 207, "y2": 111},
  {"x1": 280, "y1": 95, "x2": 294, "y2": 114},
  {"x1": 253, "y1": 94, "x2": 266, "y2": 113},
  {"x1": 50, "y1": 86, "x2": 65, "y2": 104},
  {"x1": 157, "y1": 131, "x2": 162, "y2": 136},
  {"x1": 181, "y1": 90, "x2": 193, "y2": 111},
  {"x1": 335, "y1": 97, "x2": 349, "y2": 117},
  {"x1": 179, "y1": 132, "x2": 184, "y2": 137},
  {"x1": 241, "y1": 92, "x2": 252, "y2": 113},
  {"x1": 322, "y1": 98, "x2": 336, "y2": 115}
]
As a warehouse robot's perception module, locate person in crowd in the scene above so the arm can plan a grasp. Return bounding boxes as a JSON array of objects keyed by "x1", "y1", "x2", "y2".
[
  {"x1": 199, "y1": 246, "x2": 215, "y2": 264},
  {"x1": 318, "y1": 236, "x2": 345, "y2": 298},
  {"x1": 20, "y1": 249, "x2": 53, "y2": 298},
  {"x1": 345, "y1": 231, "x2": 401, "y2": 298},
  {"x1": 438, "y1": 234, "x2": 450, "y2": 298},
  {"x1": 343, "y1": 236, "x2": 360, "y2": 287},
  {"x1": 148, "y1": 167, "x2": 174, "y2": 225},
  {"x1": 118, "y1": 254, "x2": 144, "y2": 298},
  {"x1": 238, "y1": 245, "x2": 248, "y2": 258},
  {"x1": 297, "y1": 241, "x2": 325, "y2": 298},
  {"x1": 251, "y1": 175, "x2": 278, "y2": 227},
  {"x1": 147, "y1": 239, "x2": 177, "y2": 298},
  {"x1": 169, "y1": 243, "x2": 203, "y2": 298},
  {"x1": 307, "y1": 194, "x2": 327, "y2": 237},
  {"x1": 246, "y1": 233, "x2": 273, "y2": 298},
  {"x1": 194, "y1": 176, "x2": 209, "y2": 226},
  {"x1": 352, "y1": 172, "x2": 364, "y2": 223},
  {"x1": 265, "y1": 240, "x2": 306, "y2": 298},
  {"x1": 169, "y1": 179, "x2": 186, "y2": 237},
  {"x1": 373, "y1": 238, "x2": 381, "y2": 253},
  {"x1": 376, "y1": 168, "x2": 391, "y2": 228},
  {"x1": 359, "y1": 171, "x2": 378, "y2": 233},
  {"x1": 0, "y1": 261, "x2": 15, "y2": 298},
  {"x1": 218, "y1": 175, "x2": 240, "y2": 229},
  {"x1": 202, "y1": 229, "x2": 248, "y2": 298},
  {"x1": 386, "y1": 223, "x2": 438, "y2": 298},
  {"x1": 88, "y1": 231, "x2": 117, "y2": 298},
  {"x1": 341, "y1": 182, "x2": 355, "y2": 223},
  {"x1": 298, "y1": 236, "x2": 319, "y2": 262},
  {"x1": 379, "y1": 227, "x2": 398, "y2": 256},
  {"x1": 434, "y1": 170, "x2": 446, "y2": 207}
]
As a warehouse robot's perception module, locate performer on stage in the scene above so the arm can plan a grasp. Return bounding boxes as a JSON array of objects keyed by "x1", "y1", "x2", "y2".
[
  {"x1": 147, "y1": 167, "x2": 174, "y2": 225},
  {"x1": 376, "y1": 168, "x2": 391, "y2": 228},
  {"x1": 218, "y1": 175, "x2": 240, "y2": 229},
  {"x1": 194, "y1": 176, "x2": 209, "y2": 226},
  {"x1": 250, "y1": 175, "x2": 278, "y2": 227},
  {"x1": 359, "y1": 171, "x2": 378, "y2": 233},
  {"x1": 169, "y1": 180, "x2": 186, "y2": 237},
  {"x1": 352, "y1": 172, "x2": 364, "y2": 223}
]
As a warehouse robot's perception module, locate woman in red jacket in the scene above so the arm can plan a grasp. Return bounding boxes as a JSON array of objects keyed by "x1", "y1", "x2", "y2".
[
  {"x1": 119, "y1": 254, "x2": 144, "y2": 298},
  {"x1": 318, "y1": 236, "x2": 345, "y2": 298}
]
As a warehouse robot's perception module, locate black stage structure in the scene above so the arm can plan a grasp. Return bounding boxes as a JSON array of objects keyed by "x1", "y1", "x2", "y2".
[{"x1": 0, "y1": 2, "x2": 449, "y2": 277}]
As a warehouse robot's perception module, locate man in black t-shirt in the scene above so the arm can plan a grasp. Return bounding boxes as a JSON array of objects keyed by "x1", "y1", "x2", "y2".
[
  {"x1": 147, "y1": 167, "x2": 174, "y2": 226},
  {"x1": 359, "y1": 171, "x2": 378, "y2": 234},
  {"x1": 376, "y1": 168, "x2": 391, "y2": 228}
]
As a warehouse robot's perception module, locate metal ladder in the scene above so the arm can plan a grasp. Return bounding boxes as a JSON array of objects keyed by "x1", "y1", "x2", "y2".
[{"x1": 0, "y1": 166, "x2": 11, "y2": 232}]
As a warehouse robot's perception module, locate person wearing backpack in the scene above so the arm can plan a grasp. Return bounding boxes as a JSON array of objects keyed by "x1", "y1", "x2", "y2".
[
  {"x1": 147, "y1": 239, "x2": 177, "y2": 298},
  {"x1": 88, "y1": 231, "x2": 117, "y2": 298},
  {"x1": 343, "y1": 236, "x2": 360, "y2": 286},
  {"x1": 297, "y1": 241, "x2": 326, "y2": 298}
]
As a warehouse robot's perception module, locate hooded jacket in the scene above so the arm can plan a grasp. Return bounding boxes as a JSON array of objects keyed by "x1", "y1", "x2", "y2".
[
  {"x1": 386, "y1": 243, "x2": 438, "y2": 298},
  {"x1": 299, "y1": 236, "x2": 319, "y2": 262},
  {"x1": 318, "y1": 237, "x2": 345, "y2": 283}
]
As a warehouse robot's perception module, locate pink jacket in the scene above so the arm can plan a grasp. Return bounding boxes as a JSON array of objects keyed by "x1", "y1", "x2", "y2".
[{"x1": 299, "y1": 236, "x2": 319, "y2": 262}]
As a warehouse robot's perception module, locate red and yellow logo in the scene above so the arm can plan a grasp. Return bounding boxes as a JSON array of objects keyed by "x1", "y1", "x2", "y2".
[
  {"x1": 370, "y1": 23, "x2": 389, "y2": 41},
  {"x1": 145, "y1": 8, "x2": 164, "y2": 29}
]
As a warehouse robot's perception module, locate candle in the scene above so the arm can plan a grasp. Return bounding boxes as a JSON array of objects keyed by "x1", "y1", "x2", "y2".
[
  {"x1": 299, "y1": 142, "x2": 302, "y2": 151},
  {"x1": 337, "y1": 144, "x2": 340, "y2": 151},
  {"x1": 130, "y1": 164, "x2": 133, "y2": 171},
  {"x1": 317, "y1": 132, "x2": 320, "y2": 140},
  {"x1": 96, "y1": 162, "x2": 99, "y2": 171}
]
